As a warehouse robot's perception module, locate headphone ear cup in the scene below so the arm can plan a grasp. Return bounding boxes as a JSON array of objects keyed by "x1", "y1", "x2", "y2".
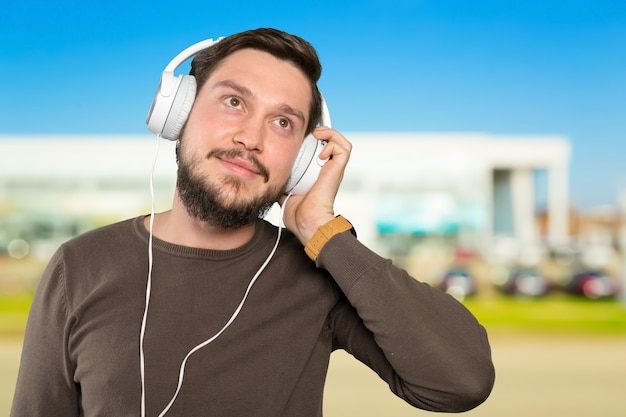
[
  {"x1": 285, "y1": 133, "x2": 328, "y2": 194},
  {"x1": 161, "y1": 75, "x2": 197, "y2": 140},
  {"x1": 285, "y1": 95, "x2": 331, "y2": 194},
  {"x1": 286, "y1": 134, "x2": 316, "y2": 192}
]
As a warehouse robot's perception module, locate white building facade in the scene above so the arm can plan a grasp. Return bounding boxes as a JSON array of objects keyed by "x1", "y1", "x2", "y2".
[{"x1": 1, "y1": 133, "x2": 571, "y2": 261}]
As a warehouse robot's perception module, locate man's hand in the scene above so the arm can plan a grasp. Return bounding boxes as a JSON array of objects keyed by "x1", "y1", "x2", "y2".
[{"x1": 280, "y1": 126, "x2": 352, "y2": 245}]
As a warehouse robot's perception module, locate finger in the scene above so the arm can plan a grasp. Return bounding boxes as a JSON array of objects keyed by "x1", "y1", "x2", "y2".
[
  {"x1": 322, "y1": 139, "x2": 351, "y2": 163},
  {"x1": 311, "y1": 128, "x2": 352, "y2": 160}
]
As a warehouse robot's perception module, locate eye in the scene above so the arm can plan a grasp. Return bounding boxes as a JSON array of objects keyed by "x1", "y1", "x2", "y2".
[
  {"x1": 227, "y1": 96, "x2": 241, "y2": 108},
  {"x1": 275, "y1": 117, "x2": 292, "y2": 130}
]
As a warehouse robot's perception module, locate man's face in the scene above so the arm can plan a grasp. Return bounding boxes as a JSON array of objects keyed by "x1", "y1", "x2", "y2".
[{"x1": 176, "y1": 48, "x2": 311, "y2": 228}]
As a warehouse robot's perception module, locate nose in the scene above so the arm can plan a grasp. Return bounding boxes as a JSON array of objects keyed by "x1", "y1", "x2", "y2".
[{"x1": 233, "y1": 116, "x2": 265, "y2": 152}]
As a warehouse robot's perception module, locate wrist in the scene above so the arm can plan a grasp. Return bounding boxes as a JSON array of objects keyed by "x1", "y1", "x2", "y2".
[{"x1": 293, "y1": 210, "x2": 335, "y2": 244}]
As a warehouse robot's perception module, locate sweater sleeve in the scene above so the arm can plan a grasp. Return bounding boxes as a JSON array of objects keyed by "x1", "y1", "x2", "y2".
[
  {"x1": 319, "y1": 232, "x2": 495, "y2": 413},
  {"x1": 10, "y1": 247, "x2": 80, "y2": 417}
]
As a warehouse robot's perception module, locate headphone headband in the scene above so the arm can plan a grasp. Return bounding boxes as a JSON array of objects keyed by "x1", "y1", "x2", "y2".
[{"x1": 164, "y1": 38, "x2": 220, "y2": 73}]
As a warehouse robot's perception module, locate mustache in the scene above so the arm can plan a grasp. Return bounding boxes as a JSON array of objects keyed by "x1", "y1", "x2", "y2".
[{"x1": 207, "y1": 148, "x2": 270, "y2": 183}]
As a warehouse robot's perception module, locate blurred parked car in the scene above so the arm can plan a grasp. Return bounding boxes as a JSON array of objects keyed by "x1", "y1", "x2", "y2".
[
  {"x1": 565, "y1": 271, "x2": 619, "y2": 299},
  {"x1": 437, "y1": 270, "x2": 477, "y2": 300},
  {"x1": 500, "y1": 269, "x2": 550, "y2": 297}
]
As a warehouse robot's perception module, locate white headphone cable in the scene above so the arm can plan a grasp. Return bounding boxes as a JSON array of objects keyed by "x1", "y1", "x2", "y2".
[
  {"x1": 140, "y1": 133, "x2": 161, "y2": 417},
  {"x1": 156, "y1": 194, "x2": 292, "y2": 417},
  {"x1": 139, "y1": 134, "x2": 293, "y2": 416}
]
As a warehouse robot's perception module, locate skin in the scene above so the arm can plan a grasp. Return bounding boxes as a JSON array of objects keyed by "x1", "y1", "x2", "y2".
[{"x1": 146, "y1": 48, "x2": 352, "y2": 250}]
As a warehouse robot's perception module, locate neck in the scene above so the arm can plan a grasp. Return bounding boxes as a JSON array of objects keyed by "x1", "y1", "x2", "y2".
[{"x1": 145, "y1": 199, "x2": 256, "y2": 251}]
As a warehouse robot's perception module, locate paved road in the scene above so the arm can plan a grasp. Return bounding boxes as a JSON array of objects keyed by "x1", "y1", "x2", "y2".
[
  {"x1": 323, "y1": 335, "x2": 626, "y2": 417},
  {"x1": 3, "y1": 336, "x2": 626, "y2": 416}
]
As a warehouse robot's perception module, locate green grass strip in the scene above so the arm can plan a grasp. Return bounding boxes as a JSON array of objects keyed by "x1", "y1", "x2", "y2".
[{"x1": 2, "y1": 293, "x2": 626, "y2": 338}]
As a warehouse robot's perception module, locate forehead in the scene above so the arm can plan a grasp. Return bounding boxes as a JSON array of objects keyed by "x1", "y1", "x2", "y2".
[{"x1": 206, "y1": 49, "x2": 312, "y2": 109}]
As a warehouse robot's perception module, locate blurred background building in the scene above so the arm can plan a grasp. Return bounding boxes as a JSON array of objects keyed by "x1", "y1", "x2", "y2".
[{"x1": 1, "y1": 134, "x2": 624, "y2": 299}]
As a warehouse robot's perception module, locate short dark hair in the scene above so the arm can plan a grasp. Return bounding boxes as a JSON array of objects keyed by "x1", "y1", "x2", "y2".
[{"x1": 190, "y1": 28, "x2": 323, "y2": 135}]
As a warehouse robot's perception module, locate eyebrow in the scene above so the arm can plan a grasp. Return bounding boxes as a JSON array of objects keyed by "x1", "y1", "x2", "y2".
[
  {"x1": 213, "y1": 80, "x2": 253, "y2": 98},
  {"x1": 280, "y1": 104, "x2": 306, "y2": 127},
  {"x1": 213, "y1": 80, "x2": 307, "y2": 126}
]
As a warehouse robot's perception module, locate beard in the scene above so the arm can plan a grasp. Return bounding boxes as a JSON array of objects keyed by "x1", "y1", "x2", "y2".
[{"x1": 175, "y1": 145, "x2": 286, "y2": 229}]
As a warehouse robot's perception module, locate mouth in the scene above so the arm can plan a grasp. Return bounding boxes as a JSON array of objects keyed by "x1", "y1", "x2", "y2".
[
  {"x1": 209, "y1": 149, "x2": 269, "y2": 182},
  {"x1": 220, "y1": 157, "x2": 261, "y2": 177}
]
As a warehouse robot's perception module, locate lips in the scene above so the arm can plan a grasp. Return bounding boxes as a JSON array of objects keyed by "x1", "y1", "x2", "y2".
[
  {"x1": 220, "y1": 157, "x2": 262, "y2": 176},
  {"x1": 207, "y1": 149, "x2": 270, "y2": 182}
]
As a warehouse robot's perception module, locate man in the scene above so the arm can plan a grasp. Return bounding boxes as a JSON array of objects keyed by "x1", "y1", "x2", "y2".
[{"x1": 11, "y1": 28, "x2": 494, "y2": 416}]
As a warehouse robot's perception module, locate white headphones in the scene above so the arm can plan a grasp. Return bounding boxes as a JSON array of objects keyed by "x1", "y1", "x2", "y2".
[{"x1": 146, "y1": 37, "x2": 331, "y2": 194}]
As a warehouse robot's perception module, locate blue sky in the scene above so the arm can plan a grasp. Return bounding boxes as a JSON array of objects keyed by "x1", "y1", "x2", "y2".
[{"x1": 1, "y1": 0, "x2": 625, "y2": 210}]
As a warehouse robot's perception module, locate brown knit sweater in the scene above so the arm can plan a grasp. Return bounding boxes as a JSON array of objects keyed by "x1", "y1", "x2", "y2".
[{"x1": 11, "y1": 216, "x2": 494, "y2": 416}]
